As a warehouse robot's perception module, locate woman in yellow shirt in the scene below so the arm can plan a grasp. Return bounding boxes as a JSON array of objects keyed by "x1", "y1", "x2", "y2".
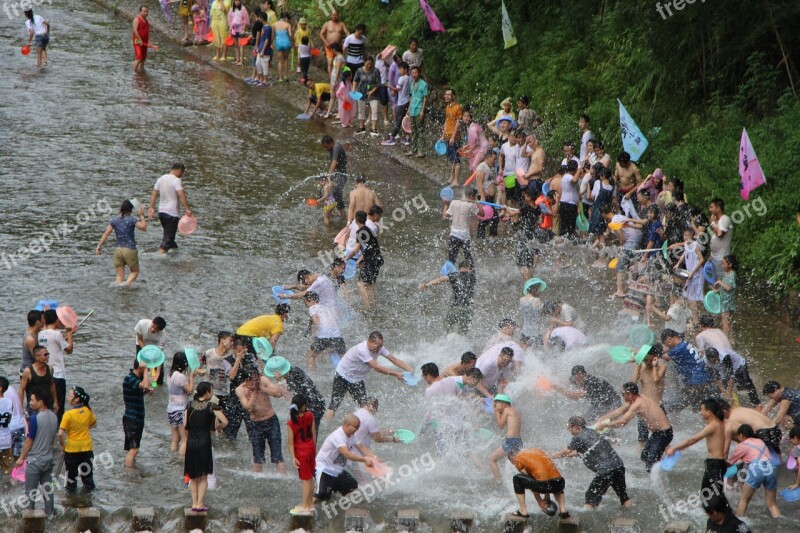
[{"x1": 58, "y1": 386, "x2": 97, "y2": 492}]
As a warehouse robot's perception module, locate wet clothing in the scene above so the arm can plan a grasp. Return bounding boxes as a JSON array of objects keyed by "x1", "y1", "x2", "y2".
[
  {"x1": 356, "y1": 226, "x2": 383, "y2": 285},
  {"x1": 575, "y1": 375, "x2": 622, "y2": 421},
  {"x1": 184, "y1": 401, "x2": 219, "y2": 478}
]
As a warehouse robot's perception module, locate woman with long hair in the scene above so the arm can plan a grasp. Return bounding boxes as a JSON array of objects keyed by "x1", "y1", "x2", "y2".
[
  {"x1": 57, "y1": 386, "x2": 96, "y2": 492},
  {"x1": 167, "y1": 351, "x2": 195, "y2": 454},
  {"x1": 96, "y1": 200, "x2": 147, "y2": 287},
  {"x1": 227, "y1": 0, "x2": 250, "y2": 66},
  {"x1": 24, "y1": 9, "x2": 49, "y2": 68},
  {"x1": 184, "y1": 382, "x2": 227, "y2": 512}
]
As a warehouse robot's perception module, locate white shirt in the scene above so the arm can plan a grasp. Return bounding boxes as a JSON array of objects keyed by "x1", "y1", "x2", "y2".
[
  {"x1": 517, "y1": 145, "x2": 533, "y2": 173},
  {"x1": 153, "y1": 174, "x2": 184, "y2": 217},
  {"x1": 0, "y1": 397, "x2": 14, "y2": 450},
  {"x1": 560, "y1": 174, "x2": 579, "y2": 204},
  {"x1": 694, "y1": 328, "x2": 742, "y2": 371},
  {"x1": 549, "y1": 327, "x2": 589, "y2": 351},
  {"x1": 316, "y1": 427, "x2": 355, "y2": 476},
  {"x1": 424, "y1": 376, "x2": 464, "y2": 398},
  {"x1": 665, "y1": 303, "x2": 692, "y2": 334},
  {"x1": 343, "y1": 34, "x2": 366, "y2": 63},
  {"x1": 353, "y1": 407, "x2": 380, "y2": 448},
  {"x1": 709, "y1": 215, "x2": 733, "y2": 261},
  {"x1": 309, "y1": 303, "x2": 341, "y2": 339},
  {"x1": 611, "y1": 214, "x2": 642, "y2": 250},
  {"x1": 447, "y1": 200, "x2": 478, "y2": 241},
  {"x1": 580, "y1": 130, "x2": 594, "y2": 161},
  {"x1": 559, "y1": 303, "x2": 586, "y2": 333},
  {"x1": 308, "y1": 275, "x2": 337, "y2": 309},
  {"x1": 560, "y1": 156, "x2": 580, "y2": 167},
  {"x1": 402, "y1": 49, "x2": 423, "y2": 69},
  {"x1": 346, "y1": 219, "x2": 379, "y2": 252},
  {"x1": 476, "y1": 343, "x2": 519, "y2": 389},
  {"x1": 395, "y1": 74, "x2": 411, "y2": 106},
  {"x1": 580, "y1": 174, "x2": 593, "y2": 205},
  {"x1": 38, "y1": 329, "x2": 68, "y2": 379},
  {"x1": 26, "y1": 15, "x2": 48, "y2": 36},
  {"x1": 336, "y1": 341, "x2": 390, "y2": 383},
  {"x1": 135, "y1": 319, "x2": 166, "y2": 348},
  {"x1": 500, "y1": 143, "x2": 520, "y2": 176}
]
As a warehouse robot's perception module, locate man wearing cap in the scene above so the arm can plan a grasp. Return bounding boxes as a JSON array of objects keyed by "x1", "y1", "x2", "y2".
[
  {"x1": 660, "y1": 329, "x2": 717, "y2": 412},
  {"x1": 550, "y1": 416, "x2": 632, "y2": 510},
  {"x1": 595, "y1": 382, "x2": 673, "y2": 472},
  {"x1": 122, "y1": 360, "x2": 152, "y2": 468},
  {"x1": 509, "y1": 446, "x2": 569, "y2": 519},
  {"x1": 236, "y1": 304, "x2": 290, "y2": 352},
  {"x1": 236, "y1": 365, "x2": 286, "y2": 474},
  {"x1": 135, "y1": 316, "x2": 167, "y2": 385},
  {"x1": 324, "y1": 331, "x2": 412, "y2": 421},
  {"x1": 303, "y1": 292, "x2": 346, "y2": 372},
  {"x1": 419, "y1": 260, "x2": 476, "y2": 335},
  {"x1": 489, "y1": 394, "x2": 522, "y2": 482},
  {"x1": 314, "y1": 414, "x2": 373, "y2": 503},
  {"x1": 553, "y1": 366, "x2": 621, "y2": 422},
  {"x1": 265, "y1": 356, "x2": 326, "y2": 431},
  {"x1": 59, "y1": 385, "x2": 96, "y2": 492},
  {"x1": 38, "y1": 308, "x2": 74, "y2": 422}
]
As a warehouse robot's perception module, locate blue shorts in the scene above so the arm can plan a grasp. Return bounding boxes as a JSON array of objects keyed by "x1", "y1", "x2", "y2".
[
  {"x1": 35, "y1": 34, "x2": 49, "y2": 49},
  {"x1": 744, "y1": 460, "x2": 777, "y2": 491},
  {"x1": 503, "y1": 437, "x2": 524, "y2": 457},
  {"x1": 446, "y1": 141, "x2": 462, "y2": 164}
]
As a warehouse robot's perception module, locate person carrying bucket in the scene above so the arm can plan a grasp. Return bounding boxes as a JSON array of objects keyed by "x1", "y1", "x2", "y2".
[
  {"x1": 148, "y1": 163, "x2": 193, "y2": 255},
  {"x1": 23, "y1": 8, "x2": 49, "y2": 69}
]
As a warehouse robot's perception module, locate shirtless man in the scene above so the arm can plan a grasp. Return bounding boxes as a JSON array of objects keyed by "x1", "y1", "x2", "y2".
[
  {"x1": 489, "y1": 394, "x2": 521, "y2": 482},
  {"x1": 666, "y1": 398, "x2": 727, "y2": 497},
  {"x1": 631, "y1": 347, "x2": 667, "y2": 449},
  {"x1": 614, "y1": 151, "x2": 642, "y2": 205},
  {"x1": 596, "y1": 382, "x2": 673, "y2": 472},
  {"x1": 441, "y1": 351, "x2": 477, "y2": 378},
  {"x1": 524, "y1": 135, "x2": 546, "y2": 183},
  {"x1": 719, "y1": 399, "x2": 782, "y2": 457},
  {"x1": 236, "y1": 366, "x2": 287, "y2": 473},
  {"x1": 318, "y1": 10, "x2": 349, "y2": 74},
  {"x1": 347, "y1": 175, "x2": 381, "y2": 224}
]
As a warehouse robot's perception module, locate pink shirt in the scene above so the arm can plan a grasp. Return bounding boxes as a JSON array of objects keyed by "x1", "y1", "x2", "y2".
[{"x1": 728, "y1": 438, "x2": 771, "y2": 465}]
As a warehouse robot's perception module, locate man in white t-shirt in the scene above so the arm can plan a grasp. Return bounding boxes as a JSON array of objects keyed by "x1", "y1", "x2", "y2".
[
  {"x1": 350, "y1": 397, "x2": 400, "y2": 482},
  {"x1": 475, "y1": 346, "x2": 515, "y2": 394},
  {"x1": 560, "y1": 141, "x2": 580, "y2": 167},
  {"x1": 283, "y1": 269, "x2": 338, "y2": 309},
  {"x1": 147, "y1": 163, "x2": 192, "y2": 254},
  {"x1": 37, "y1": 309, "x2": 74, "y2": 423},
  {"x1": 578, "y1": 114, "x2": 593, "y2": 162},
  {"x1": 314, "y1": 414, "x2": 373, "y2": 503},
  {"x1": 342, "y1": 24, "x2": 366, "y2": 72},
  {"x1": 445, "y1": 188, "x2": 478, "y2": 266},
  {"x1": 325, "y1": 332, "x2": 413, "y2": 420},
  {"x1": 708, "y1": 198, "x2": 733, "y2": 280},
  {"x1": 304, "y1": 292, "x2": 346, "y2": 371},
  {"x1": 135, "y1": 316, "x2": 167, "y2": 384},
  {"x1": 401, "y1": 38, "x2": 424, "y2": 78},
  {"x1": 546, "y1": 326, "x2": 589, "y2": 352}
]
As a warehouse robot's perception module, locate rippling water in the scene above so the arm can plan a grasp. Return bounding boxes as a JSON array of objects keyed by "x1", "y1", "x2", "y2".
[{"x1": 1, "y1": 2, "x2": 799, "y2": 531}]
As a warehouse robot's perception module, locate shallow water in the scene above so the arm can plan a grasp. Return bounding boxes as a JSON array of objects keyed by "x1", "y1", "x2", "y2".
[{"x1": 1, "y1": 2, "x2": 799, "y2": 531}]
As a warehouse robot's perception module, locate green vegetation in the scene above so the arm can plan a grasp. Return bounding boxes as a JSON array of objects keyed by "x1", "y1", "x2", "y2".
[{"x1": 299, "y1": 0, "x2": 800, "y2": 297}]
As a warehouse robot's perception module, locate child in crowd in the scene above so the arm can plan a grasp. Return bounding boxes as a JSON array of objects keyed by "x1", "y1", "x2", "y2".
[
  {"x1": 298, "y1": 36, "x2": 311, "y2": 81},
  {"x1": 253, "y1": 10, "x2": 271, "y2": 86},
  {"x1": 673, "y1": 228, "x2": 704, "y2": 327},
  {"x1": 191, "y1": 4, "x2": 208, "y2": 45},
  {"x1": 227, "y1": 0, "x2": 250, "y2": 66},
  {"x1": 287, "y1": 395, "x2": 316, "y2": 514},
  {"x1": 336, "y1": 70, "x2": 355, "y2": 128},
  {"x1": 788, "y1": 426, "x2": 800, "y2": 490},
  {"x1": 714, "y1": 254, "x2": 737, "y2": 339},
  {"x1": 639, "y1": 205, "x2": 664, "y2": 271},
  {"x1": 293, "y1": 17, "x2": 311, "y2": 74},
  {"x1": 245, "y1": 7, "x2": 263, "y2": 83},
  {"x1": 304, "y1": 79, "x2": 331, "y2": 117}
]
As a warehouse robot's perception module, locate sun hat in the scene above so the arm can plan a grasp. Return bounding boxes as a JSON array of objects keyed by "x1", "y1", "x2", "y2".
[
  {"x1": 263, "y1": 355, "x2": 291, "y2": 377},
  {"x1": 493, "y1": 394, "x2": 512, "y2": 404},
  {"x1": 299, "y1": 17, "x2": 307, "y2": 23},
  {"x1": 523, "y1": 278, "x2": 547, "y2": 295},
  {"x1": 500, "y1": 97, "x2": 512, "y2": 107}
]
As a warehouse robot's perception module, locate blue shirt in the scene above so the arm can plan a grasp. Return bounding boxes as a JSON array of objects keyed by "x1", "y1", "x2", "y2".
[
  {"x1": 668, "y1": 341, "x2": 712, "y2": 385},
  {"x1": 123, "y1": 371, "x2": 145, "y2": 423},
  {"x1": 110, "y1": 215, "x2": 138, "y2": 250},
  {"x1": 409, "y1": 78, "x2": 428, "y2": 117}
]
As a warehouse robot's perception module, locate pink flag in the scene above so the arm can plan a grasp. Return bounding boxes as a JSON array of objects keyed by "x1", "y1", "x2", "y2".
[
  {"x1": 419, "y1": 0, "x2": 446, "y2": 33},
  {"x1": 739, "y1": 128, "x2": 766, "y2": 201}
]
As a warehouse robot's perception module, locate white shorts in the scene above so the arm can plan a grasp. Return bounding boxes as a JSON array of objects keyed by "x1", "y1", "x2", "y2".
[
  {"x1": 256, "y1": 55, "x2": 270, "y2": 76},
  {"x1": 357, "y1": 99, "x2": 379, "y2": 121}
]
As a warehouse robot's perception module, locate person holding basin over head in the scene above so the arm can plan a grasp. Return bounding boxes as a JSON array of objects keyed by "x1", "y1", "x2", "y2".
[{"x1": 263, "y1": 355, "x2": 326, "y2": 432}]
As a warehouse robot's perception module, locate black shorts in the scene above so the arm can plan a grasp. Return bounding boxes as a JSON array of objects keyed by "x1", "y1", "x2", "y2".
[
  {"x1": 359, "y1": 261, "x2": 381, "y2": 284},
  {"x1": 515, "y1": 240, "x2": 539, "y2": 267},
  {"x1": 378, "y1": 85, "x2": 390, "y2": 106},
  {"x1": 310, "y1": 92, "x2": 331, "y2": 104},
  {"x1": 123, "y1": 417, "x2": 144, "y2": 451},
  {"x1": 314, "y1": 469, "x2": 358, "y2": 500},
  {"x1": 513, "y1": 474, "x2": 565, "y2": 495},
  {"x1": 333, "y1": 184, "x2": 345, "y2": 210},
  {"x1": 310, "y1": 337, "x2": 346, "y2": 354}
]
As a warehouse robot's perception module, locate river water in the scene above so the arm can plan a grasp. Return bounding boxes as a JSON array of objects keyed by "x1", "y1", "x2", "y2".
[{"x1": 1, "y1": 2, "x2": 798, "y2": 531}]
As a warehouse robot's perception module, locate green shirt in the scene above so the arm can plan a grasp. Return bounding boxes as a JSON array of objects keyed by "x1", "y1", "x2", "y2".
[{"x1": 409, "y1": 79, "x2": 428, "y2": 117}]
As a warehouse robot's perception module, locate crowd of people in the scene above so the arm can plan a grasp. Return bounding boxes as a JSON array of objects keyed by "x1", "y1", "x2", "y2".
[{"x1": 7, "y1": 2, "x2": 800, "y2": 531}]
